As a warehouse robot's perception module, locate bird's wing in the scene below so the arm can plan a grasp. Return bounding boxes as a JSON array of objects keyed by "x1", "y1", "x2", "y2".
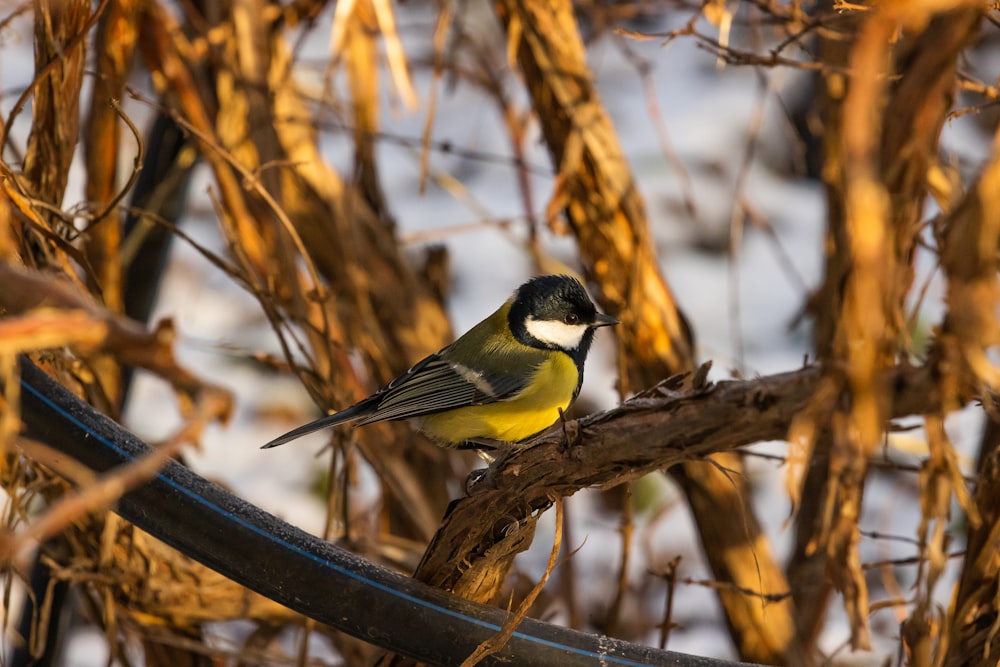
[
  {"x1": 262, "y1": 346, "x2": 537, "y2": 448},
  {"x1": 354, "y1": 354, "x2": 528, "y2": 425}
]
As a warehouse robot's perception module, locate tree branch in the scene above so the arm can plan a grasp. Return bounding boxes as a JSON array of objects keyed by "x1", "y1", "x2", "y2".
[{"x1": 413, "y1": 361, "x2": 948, "y2": 600}]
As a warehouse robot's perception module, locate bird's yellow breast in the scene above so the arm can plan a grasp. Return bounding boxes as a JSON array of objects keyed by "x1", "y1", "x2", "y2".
[{"x1": 417, "y1": 352, "x2": 579, "y2": 445}]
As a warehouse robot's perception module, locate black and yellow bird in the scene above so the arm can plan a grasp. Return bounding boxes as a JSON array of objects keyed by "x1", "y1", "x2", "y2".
[{"x1": 261, "y1": 274, "x2": 618, "y2": 450}]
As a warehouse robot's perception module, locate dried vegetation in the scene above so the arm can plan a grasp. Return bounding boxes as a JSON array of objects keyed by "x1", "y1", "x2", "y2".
[{"x1": 1, "y1": 0, "x2": 999, "y2": 665}]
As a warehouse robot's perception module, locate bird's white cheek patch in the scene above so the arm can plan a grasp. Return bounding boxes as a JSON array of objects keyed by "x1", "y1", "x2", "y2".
[{"x1": 525, "y1": 317, "x2": 588, "y2": 349}]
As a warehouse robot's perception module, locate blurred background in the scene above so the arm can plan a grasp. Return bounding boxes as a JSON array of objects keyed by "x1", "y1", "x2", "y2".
[{"x1": 2, "y1": 0, "x2": 999, "y2": 665}]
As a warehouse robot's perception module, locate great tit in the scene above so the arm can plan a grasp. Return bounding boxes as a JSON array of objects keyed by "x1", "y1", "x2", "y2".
[{"x1": 261, "y1": 274, "x2": 618, "y2": 450}]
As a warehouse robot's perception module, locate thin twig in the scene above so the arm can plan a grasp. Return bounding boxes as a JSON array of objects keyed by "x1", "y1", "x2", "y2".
[{"x1": 459, "y1": 497, "x2": 564, "y2": 667}]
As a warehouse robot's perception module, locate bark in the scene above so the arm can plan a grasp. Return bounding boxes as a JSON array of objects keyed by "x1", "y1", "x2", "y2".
[
  {"x1": 944, "y1": 419, "x2": 1000, "y2": 667},
  {"x1": 82, "y1": 0, "x2": 140, "y2": 410},
  {"x1": 23, "y1": 0, "x2": 91, "y2": 208},
  {"x1": 83, "y1": 0, "x2": 138, "y2": 313},
  {"x1": 413, "y1": 362, "x2": 950, "y2": 604}
]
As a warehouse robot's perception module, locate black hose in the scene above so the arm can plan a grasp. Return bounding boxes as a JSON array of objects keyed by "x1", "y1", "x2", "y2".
[{"x1": 15, "y1": 358, "x2": 751, "y2": 666}]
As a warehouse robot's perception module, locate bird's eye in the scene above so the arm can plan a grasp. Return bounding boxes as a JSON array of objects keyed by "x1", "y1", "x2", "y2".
[{"x1": 564, "y1": 313, "x2": 580, "y2": 325}]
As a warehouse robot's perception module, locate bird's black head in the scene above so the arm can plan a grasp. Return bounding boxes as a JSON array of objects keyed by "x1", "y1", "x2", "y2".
[{"x1": 508, "y1": 275, "x2": 618, "y2": 359}]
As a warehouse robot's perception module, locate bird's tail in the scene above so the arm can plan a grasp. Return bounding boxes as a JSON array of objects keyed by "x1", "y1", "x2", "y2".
[{"x1": 260, "y1": 401, "x2": 373, "y2": 449}]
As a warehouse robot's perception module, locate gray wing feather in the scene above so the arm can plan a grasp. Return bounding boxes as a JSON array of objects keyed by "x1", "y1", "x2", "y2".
[
  {"x1": 354, "y1": 355, "x2": 527, "y2": 425},
  {"x1": 262, "y1": 350, "x2": 533, "y2": 448}
]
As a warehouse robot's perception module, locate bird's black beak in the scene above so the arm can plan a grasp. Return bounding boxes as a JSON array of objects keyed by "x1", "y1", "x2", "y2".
[{"x1": 593, "y1": 313, "x2": 619, "y2": 327}]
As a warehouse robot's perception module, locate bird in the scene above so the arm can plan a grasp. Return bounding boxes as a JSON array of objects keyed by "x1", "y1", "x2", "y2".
[{"x1": 261, "y1": 274, "x2": 618, "y2": 451}]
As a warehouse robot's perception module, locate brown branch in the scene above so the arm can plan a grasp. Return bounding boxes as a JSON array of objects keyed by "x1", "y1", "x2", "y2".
[
  {"x1": 135, "y1": 1, "x2": 270, "y2": 280},
  {"x1": 791, "y1": 3, "x2": 985, "y2": 651},
  {"x1": 0, "y1": 263, "x2": 232, "y2": 421},
  {"x1": 80, "y1": 0, "x2": 141, "y2": 409},
  {"x1": 938, "y1": 47, "x2": 1000, "y2": 667},
  {"x1": 459, "y1": 498, "x2": 564, "y2": 666},
  {"x1": 412, "y1": 361, "x2": 950, "y2": 602},
  {"x1": 6, "y1": 0, "x2": 104, "y2": 181},
  {"x1": 82, "y1": 0, "x2": 138, "y2": 313},
  {"x1": 945, "y1": 417, "x2": 1000, "y2": 667},
  {"x1": 495, "y1": 0, "x2": 694, "y2": 382}
]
